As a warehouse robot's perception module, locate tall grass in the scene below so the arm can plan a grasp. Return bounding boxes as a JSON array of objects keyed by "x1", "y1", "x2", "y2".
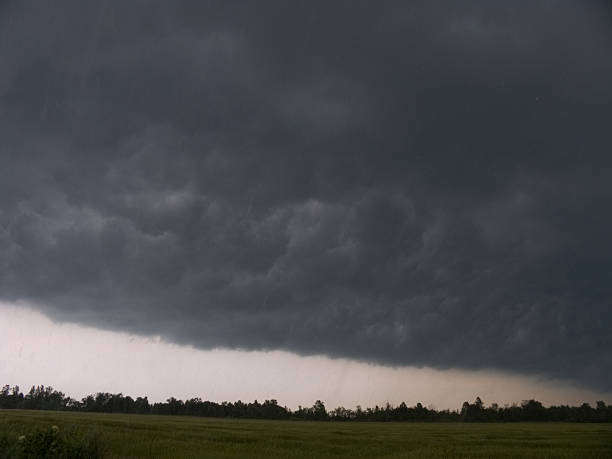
[
  {"x1": 1, "y1": 409, "x2": 611, "y2": 458},
  {"x1": 0, "y1": 423, "x2": 103, "y2": 459}
]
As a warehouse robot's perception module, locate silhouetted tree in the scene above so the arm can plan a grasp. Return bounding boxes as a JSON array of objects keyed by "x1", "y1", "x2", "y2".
[{"x1": 1, "y1": 383, "x2": 610, "y2": 422}]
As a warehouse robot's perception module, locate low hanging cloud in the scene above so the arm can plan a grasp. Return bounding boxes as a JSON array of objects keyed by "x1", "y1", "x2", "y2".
[{"x1": 1, "y1": 1, "x2": 611, "y2": 390}]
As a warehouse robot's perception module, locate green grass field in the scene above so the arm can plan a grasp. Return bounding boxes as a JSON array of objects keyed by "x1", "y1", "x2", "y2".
[{"x1": 1, "y1": 409, "x2": 611, "y2": 458}]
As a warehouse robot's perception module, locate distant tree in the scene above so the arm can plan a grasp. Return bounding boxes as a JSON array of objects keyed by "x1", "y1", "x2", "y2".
[
  {"x1": 1, "y1": 381, "x2": 610, "y2": 423},
  {"x1": 521, "y1": 399, "x2": 546, "y2": 421},
  {"x1": 313, "y1": 400, "x2": 328, "y2": 420}
]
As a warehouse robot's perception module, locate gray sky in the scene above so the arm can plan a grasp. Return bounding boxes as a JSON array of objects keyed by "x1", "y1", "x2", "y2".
[
  {"x1": 1, "y1": 1, "x2": 611, "y2": 398},
  {"x1": 3, "y1": 304, "x2": 610, "y2": 409}
]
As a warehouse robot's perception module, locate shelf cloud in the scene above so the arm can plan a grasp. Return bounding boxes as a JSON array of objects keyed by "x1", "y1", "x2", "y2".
[{"x1": 1, "y1": 1, "x2": 611, "y2": 390}]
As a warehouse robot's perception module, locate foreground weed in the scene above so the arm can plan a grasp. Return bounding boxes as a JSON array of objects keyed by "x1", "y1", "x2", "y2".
[{"x1": 0, "y1": 424, "x2": 103, "y2": 459}]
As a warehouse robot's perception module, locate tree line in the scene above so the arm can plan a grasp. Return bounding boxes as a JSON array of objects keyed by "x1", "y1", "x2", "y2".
[{"x1": 1, "y1": 385, "x2": 611, "y2": 422}]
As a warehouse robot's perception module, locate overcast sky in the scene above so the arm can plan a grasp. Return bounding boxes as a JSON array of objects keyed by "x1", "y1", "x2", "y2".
[
  {"x1": 3, "y1": 303, "x2": 610, "y2": 409},
  {"x1": 1, "y1": 1, "x2": 611, "y2": 404}
]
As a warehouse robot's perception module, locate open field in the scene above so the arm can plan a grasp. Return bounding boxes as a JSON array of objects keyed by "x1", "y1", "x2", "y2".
[{"x1": 1, "y1": 409, "x2": 611, "y2": 458}]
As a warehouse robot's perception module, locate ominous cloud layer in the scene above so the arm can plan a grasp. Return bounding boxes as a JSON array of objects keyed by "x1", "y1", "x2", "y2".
[{"x1": 1, "y1": 1, "x2": 611, "y2": 389}]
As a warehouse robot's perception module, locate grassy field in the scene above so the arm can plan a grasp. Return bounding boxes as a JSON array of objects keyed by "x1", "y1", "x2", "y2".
[{"x1": 1, "y1": 409, "x2": 611, "y2": 458}]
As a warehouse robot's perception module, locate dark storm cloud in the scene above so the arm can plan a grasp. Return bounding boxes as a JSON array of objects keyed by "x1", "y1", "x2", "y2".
[{"x1": 1, "y1": 1, "x2": 611, "y2": 389}]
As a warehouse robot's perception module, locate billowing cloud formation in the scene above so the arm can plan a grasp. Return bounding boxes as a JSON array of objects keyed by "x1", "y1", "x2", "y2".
[{"x1": 1, "y1": 1, "x2": 611, "y2": 389}]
